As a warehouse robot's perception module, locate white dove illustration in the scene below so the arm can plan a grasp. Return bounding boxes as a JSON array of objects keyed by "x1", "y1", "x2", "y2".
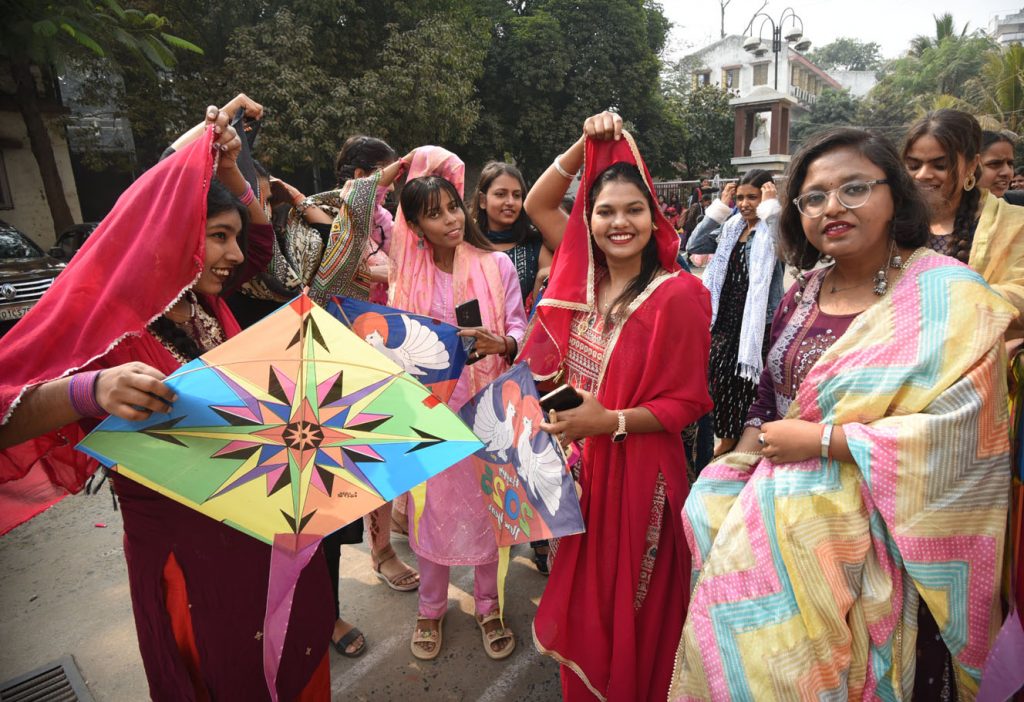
[
  {"x1": 517, "y1": 414, "x2": 565, "y2": 515},
  {"x1": 472, "y1": 384, "x2": 516, "y2": 461},
  {"x1": 363, "y1": 315, "x2": 449, "y2": 376}
]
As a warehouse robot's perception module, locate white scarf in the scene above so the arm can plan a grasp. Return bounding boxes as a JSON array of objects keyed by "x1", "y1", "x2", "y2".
[{"x1": 702, "y1": 198, "x2": 780, "y2": 383}]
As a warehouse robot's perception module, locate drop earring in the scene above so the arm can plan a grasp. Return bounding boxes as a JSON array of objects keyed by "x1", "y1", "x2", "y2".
[
  {"x1": 416, "y1": 234, "x2": 425, "y2": 249},
  {"x1": 874, "y1": 239, "x2": 900, "y2": 296}
]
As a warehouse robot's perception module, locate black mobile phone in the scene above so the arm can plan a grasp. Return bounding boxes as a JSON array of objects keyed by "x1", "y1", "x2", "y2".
[
  {"x1": 455, "y1": 299, "x2": 483, "y2": 364},
  {"x1": 539, "y1": 384, "x2": 584, "y2": 413}
]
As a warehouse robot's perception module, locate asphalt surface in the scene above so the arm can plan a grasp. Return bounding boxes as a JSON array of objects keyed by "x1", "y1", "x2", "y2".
[{"x1": 0, "y1": 491, "x2": 562, "y2": 701}]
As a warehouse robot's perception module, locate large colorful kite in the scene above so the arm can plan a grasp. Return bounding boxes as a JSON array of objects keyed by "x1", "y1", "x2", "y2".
[{"x1": 77, "y1": 293, "x2": 481, "y2": 699}]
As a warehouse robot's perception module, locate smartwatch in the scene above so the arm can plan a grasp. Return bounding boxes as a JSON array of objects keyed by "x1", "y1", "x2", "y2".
[{"x1": 611, "y1": 411, "x2": 627, "y2": 443}]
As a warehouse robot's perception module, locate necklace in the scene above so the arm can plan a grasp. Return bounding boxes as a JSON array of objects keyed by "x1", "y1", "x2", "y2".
[
  {"x1": 828, "y1": 277, "x2": 871, "y2": 294},
  {"x1": 166, "y1": 294, "x2": 196, "y2": 324}
]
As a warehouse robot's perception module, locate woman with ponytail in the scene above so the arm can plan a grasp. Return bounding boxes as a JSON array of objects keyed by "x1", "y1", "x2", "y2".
[{"x1": 903, "y1": 109, "x2": 1024, "y2": 338}]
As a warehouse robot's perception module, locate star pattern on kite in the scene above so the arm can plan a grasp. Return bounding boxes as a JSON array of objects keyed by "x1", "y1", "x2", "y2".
[{"x1": 140, "y1": 311, "x2": 442, "y2": 534}]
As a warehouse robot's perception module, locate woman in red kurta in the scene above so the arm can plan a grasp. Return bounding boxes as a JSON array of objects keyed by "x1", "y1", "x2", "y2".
[
  {"x1": 0, "y1": 108, "x2": 332, "y2": 701},
  {"x1": 519, "y1": 112, "x2": 712, "y2": 701}
]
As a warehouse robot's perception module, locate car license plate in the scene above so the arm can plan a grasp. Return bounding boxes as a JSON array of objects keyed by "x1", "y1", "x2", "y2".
[{"x1": 0, "y1": 303, "x2": 32, "y2": 321}]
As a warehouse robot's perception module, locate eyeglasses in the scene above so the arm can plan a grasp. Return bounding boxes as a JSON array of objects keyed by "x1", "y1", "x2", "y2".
[{"x1": 792, "y1": 179, "x2": 889, "y2": 218}]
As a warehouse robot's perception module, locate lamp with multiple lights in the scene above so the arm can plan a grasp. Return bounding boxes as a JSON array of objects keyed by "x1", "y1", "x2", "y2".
[{"x1": 741, "y1": 7, "x2": 811, "y2": 89}]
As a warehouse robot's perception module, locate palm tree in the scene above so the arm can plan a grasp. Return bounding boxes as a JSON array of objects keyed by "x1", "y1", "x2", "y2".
[
  {"x1": 973, "y1": 44, "x2": 1024, "y2": 133},
  {"x1": 910, "y1": 13, "x2": 970, "y2": 57}
]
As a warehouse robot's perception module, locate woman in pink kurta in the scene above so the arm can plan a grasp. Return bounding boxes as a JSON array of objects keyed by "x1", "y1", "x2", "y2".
[{"x1": 388, "y1": 147, "x2": 527, "y2": 661}]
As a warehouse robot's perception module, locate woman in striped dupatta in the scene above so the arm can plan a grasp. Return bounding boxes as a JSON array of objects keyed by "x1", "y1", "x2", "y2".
[{"x1": 670, "y1": 128, "x2": 1014, "y2": 701}]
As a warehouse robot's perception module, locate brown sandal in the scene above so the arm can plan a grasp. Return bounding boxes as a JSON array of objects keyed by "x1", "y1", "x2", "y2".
[
  {"x1": 475, "y1": 611, "x2": 516, "y2": 660},
  {"x1": 372, "y1": 546, "x2": 419, "y2": 592}
]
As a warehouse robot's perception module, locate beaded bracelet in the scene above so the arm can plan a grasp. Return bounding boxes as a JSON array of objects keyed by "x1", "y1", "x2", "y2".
[{"x1": 69, "y1": 370, "x2": 106, "y2": 418}]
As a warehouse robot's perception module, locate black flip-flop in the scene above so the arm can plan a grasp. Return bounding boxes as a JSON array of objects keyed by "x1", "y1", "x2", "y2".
[{"x1": 332, "y1": 627, "x2": 367, "y2": 658}]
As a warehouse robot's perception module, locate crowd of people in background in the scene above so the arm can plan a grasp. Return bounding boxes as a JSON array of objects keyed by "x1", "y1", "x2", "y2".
[{"x1": 1, "y1": 94, "x2": 1023, "y2": 702}]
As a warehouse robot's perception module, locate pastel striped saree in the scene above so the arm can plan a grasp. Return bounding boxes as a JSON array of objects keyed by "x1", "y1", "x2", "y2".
[{"x1": 670, "y1": 250, "x2": 1016, "y2": 701}]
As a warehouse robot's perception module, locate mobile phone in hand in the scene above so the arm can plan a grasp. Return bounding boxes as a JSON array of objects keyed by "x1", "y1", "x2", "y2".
[
  {"x1": 455, "y1": 299, "x2": 483, "y2": 364},
  {"x1": 539, "y1": 384, "x2": 584, "y2": 413}
]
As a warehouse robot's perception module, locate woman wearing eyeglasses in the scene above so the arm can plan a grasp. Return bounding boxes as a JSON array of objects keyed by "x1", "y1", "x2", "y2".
[{"x1": 669, "y1": 127, "x2": 1013, "y2": 700}]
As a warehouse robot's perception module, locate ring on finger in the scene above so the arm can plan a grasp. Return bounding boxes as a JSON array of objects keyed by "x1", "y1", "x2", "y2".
[{"x1": 758, "y1": 433, "x2": 766, "y2": 446}]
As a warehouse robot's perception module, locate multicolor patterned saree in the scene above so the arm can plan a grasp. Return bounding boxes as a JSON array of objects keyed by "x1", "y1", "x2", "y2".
[{"x1": 670, "y1": 250, "x2": 1015, "y2": 701}]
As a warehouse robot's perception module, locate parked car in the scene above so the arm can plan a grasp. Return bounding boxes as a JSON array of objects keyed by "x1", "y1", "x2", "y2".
[
  {"x1": 49, "y1": 221, "x2": 99, "y2": 261},
  {"x1": 0, "y1": 220, "x2": 66, "y2": 336}
]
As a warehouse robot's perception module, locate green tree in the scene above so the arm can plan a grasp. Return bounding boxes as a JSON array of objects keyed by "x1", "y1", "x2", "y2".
[
  {"x1": 472, "y1": 0, "x2": 671, "y2": 179},
  {"x1": 672, "y1": 84, "x2": 735, "y2": 179},
  {"x1": 910, "y1": 13, "x2": 969, "y2": 57},
  {"x1": 0, "y1": 0, "x2": 201, "y2": 235},
  {"x1": 860, "y1": 16, "x2": 996, "y2": 132},
  {"x1": 972, "y1": 44, "x2": 1024, "y2": 133},
  {"x1": 790, "y1": 88, "x2": 861, "y2": 147},
  {"x1": 807, "y1": 38, "x2": 882, "y2": 72}
]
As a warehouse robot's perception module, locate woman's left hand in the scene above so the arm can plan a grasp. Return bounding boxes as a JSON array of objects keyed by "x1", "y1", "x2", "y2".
[
  {"x1": 539, "y1": 390, "x2": 615, "y2": 443},
  {"x1": 761, "y1": 181, "x2": 778, "y2": 201},
  {"x1": 457, "y1": 328, "x2": 512, "y2": 358},
  {"x1": 205, "y1": 105, "x2": 242, "y2": 177},
  {"x1": 758, "y1": 419, "x2": 820, "y2": 463}
]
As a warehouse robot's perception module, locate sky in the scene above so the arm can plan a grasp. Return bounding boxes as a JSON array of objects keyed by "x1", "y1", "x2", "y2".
[{"x1": 661, "y1": 0, "x2": 1016, "y2": 62}]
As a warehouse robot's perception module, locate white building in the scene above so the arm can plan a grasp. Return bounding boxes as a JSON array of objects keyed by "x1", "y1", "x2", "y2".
[
  {"x1": 683, "y1": 35, "x2": 845, "y2": 109},
  {"x1": 990, "y1": 8, "x2": 1024, "y2": 47}
]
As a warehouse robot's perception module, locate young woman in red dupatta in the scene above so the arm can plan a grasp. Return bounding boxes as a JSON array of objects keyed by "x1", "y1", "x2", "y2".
[
  {"x1": 520, "y1": 112, "x2": 712, "y2": 701},
  {"x1": 0, "y1": 106, "x2": 333, "y2": 702}
]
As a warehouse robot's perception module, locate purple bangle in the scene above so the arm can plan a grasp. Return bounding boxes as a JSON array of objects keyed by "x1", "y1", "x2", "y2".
[
  {"x1": 69, "y1": 370, "x2": 105, "y2": 418},
  {"x1": 238, "y1": 183, "x2": 255, "y2": 206}
]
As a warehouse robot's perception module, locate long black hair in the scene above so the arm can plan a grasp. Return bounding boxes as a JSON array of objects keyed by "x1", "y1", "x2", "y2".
[
  {"x1": 586, "y1": 162, "x2": 663, "y2": 326},
  {"x1": 780, "y1": 128, "x2": 929, "y2": 269},
  {"x1": 469, "y1": 161, "x2": 538, "y2": 244},
  {"x1": 399, "y1": 176, "x2": 494, "y2": 252},
  {"x1": 902, "y1": 109, "x2": 982, "y2": 263},
  {"x1": 149, "y1": 180, "x2": 249, "y2": 360},
  {"x1": 334, "y1": 135, "x2": 397, "y2": 187}
]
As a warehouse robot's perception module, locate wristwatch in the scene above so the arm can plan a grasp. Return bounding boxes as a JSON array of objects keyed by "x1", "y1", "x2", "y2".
[{"x1": 611, "y1": 411, "x2": 627, "y2": 443}]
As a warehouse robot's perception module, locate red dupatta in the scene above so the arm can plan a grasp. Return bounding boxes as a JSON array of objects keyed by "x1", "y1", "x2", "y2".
[
  {"x1": 0, "y1": 128, "x2": 238, "y2": 531},
  {"x1": 523, "y1": 133, "x2": 712, "y2": 700}
]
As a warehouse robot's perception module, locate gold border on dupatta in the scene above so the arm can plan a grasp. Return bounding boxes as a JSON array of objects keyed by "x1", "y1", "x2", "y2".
[{"x1": 532, "y1": 620, "x2": 608, "y2": 702}]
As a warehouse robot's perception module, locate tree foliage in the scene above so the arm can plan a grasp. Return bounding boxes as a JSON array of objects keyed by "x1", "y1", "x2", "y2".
[
  {"x1": 790, "y1": 88, "x2": 861, "y2": 147},
  {"x1": 807, "y1": 38, "x2": 882, "y2": 72},
  {"x1": 860, "y1": 15, "x2": 997, "y2": 133},
  {"x1": 669, "y1": 84, "x2": 735, "y2": 179}
]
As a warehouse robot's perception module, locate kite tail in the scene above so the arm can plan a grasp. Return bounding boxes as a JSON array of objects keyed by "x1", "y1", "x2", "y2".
[{"x1": 264, "y1": 533, "x2": 322, "y2": 702}]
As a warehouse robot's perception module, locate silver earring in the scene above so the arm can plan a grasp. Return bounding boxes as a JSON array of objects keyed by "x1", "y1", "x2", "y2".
[
  {"x1": 416, "y1": 235, "x2": 425, "y2": 250},
  {"x1": 874, "y1": 240, "x2": 899, "y2": 296}
]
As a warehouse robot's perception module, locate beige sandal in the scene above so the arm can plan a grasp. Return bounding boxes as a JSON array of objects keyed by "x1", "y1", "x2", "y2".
[
  {"x1": 373, "y1": 546, "x2": 420, "y2": 591},
  {"x1": 410, "y1": 615, "x2": 444, "y2": 661},
  {"x1": 475, "y1": 611, "x2": 516, "y2": 660}
]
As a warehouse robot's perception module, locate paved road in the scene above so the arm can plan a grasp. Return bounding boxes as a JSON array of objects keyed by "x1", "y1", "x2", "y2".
[{"x1": 0, "y1": 491, "x2": 562, "y2": 701}]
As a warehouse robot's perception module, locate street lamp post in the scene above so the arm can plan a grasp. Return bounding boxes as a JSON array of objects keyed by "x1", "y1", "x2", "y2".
[{"x1": 741, "y1": 7, "x2": 811, "y2": 91}]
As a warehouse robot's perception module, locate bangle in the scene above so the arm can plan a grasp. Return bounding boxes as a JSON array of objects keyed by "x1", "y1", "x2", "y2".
[
  {"x1": 69, "y1": 370, "x2": 106, "y2": 418},
  {"x1": 237, "y1": 182, "x2": 255, "y2": 206},
  {"x1": 291, "y1": 192, "x2": 306, "y2": 206},
  {"x1": 553, "y1": 156, "x2": 577, "y2": 180},
  {"x1": 820, "y1": 424, "x2": 834, "y2": 460}
]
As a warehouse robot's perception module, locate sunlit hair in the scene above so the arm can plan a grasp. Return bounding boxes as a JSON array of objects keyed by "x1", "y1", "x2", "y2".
[
  {"x1": 399, "y1": 176, "x2": 494, "y2": 252},
  {"x1": 586, "y1": 162, "x2": 663, "y2": 325},
  {"x1": 779, "y1": 127, "x2": 929, "y2": 270},
  {"x1": 469, "y1": 161, "x2": 537, "y2": 244},
  {"x1": 334, "y1": 135, "x2": 397, "y2": 187}
]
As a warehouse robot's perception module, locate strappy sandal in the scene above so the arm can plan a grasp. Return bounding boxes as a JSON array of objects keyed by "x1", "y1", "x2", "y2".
[
  {"x1": 410, "y1": 615, "x2": 444, "y2": 661},
  {"x1": 373, "y1": 546, "x2": 420, "y2": 592},
  {"x1": 475, "y1": 611, "x2": 516, "y2": 660}
]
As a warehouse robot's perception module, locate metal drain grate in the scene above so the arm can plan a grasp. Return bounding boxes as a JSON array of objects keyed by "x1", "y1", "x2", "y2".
[{"x1": 0, "y1": 656, "x2": 94, "y2": 702}]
